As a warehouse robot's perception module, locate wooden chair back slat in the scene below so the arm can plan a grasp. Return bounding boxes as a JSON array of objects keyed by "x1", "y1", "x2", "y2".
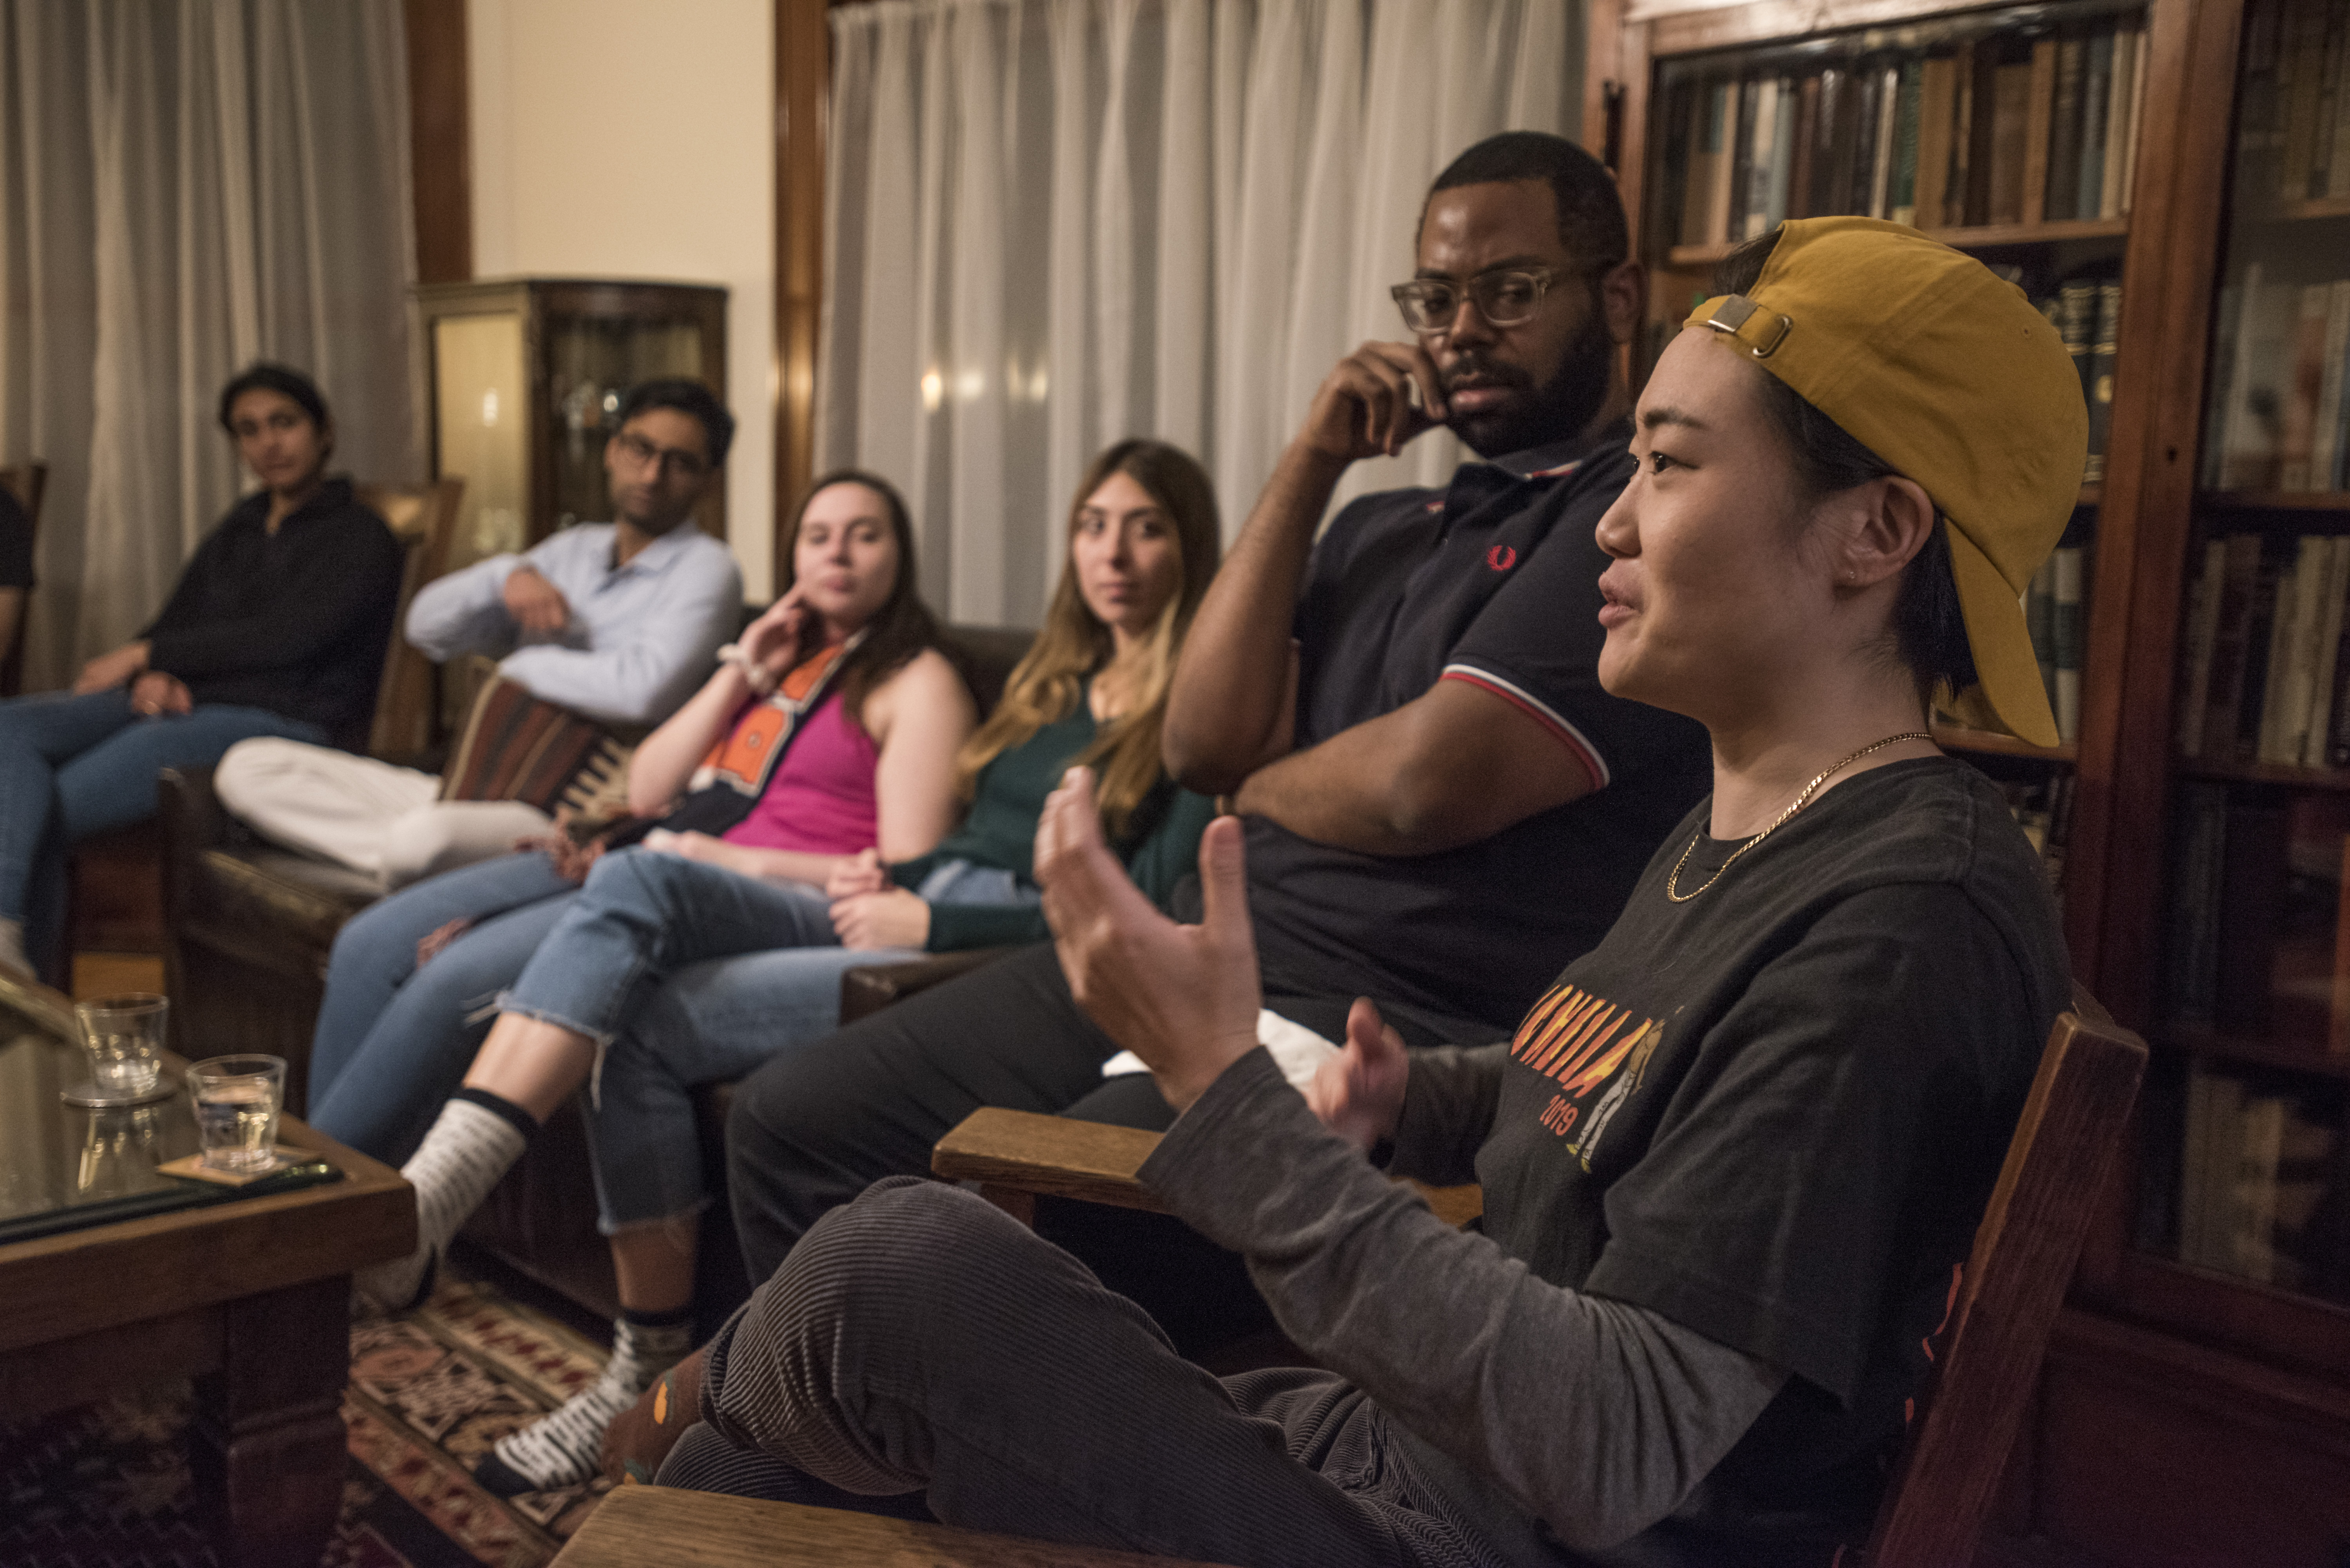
[
  {"x1": 0, "y1": 462, "x2": 48, "y2": 699},
  {"x1": 357, "y1": 477, "x2": 463, "y2": 760},
  {"x1": 1862, "y1": 992, "x2": 2146, "y2": 1567}
]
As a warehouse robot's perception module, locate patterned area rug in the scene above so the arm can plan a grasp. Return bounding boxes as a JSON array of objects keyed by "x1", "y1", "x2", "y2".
[{"x1": 0, "y1": 1271, "x2": 613, "y2": 1568}]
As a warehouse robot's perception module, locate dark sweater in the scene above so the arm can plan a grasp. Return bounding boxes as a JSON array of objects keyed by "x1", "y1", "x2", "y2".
[
  {"x1": 889, "y1": 683, "x2": 1216, "y2": 952},
  {"x1": 141, "y1": 477, "x2": 404, "y2": 747}
]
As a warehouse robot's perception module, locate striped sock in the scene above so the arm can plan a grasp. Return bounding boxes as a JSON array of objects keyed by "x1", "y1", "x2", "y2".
[
  {"x1": 479, "y1": 1311, "x2": 694, "y2": 1494},
  {"x1": 353, "y1": 1093, "x2": 534, "y2": 1314}
]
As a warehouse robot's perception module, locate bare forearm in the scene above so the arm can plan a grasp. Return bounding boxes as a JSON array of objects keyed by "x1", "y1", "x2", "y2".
[
  {"x1": 1164, "y1": 443, "x2": 1346, "y2": 792},
  {"x1": 712, "y1": 845, "x2": 843, "y2": 887},
  {"x1": 627, "y1": 666, "x2": 755, "y2": 815},
  {"x1": 1233, "y1": 730, "x2": 1441, "y2": 856}
]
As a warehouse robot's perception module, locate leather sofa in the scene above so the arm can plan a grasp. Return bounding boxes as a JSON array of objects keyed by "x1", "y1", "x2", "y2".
[{"x1": 157, "y1": 624, "x2": 1033, "y2": 1331}]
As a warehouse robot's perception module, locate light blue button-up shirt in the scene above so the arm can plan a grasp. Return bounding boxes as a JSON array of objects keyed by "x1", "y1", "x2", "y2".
[{"x1": 404, "y1": 522, "x2": 742, "y2": 727}]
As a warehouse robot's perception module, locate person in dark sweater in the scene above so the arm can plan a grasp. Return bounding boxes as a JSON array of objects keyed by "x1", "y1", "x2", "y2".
[
  {"x1": 653, "y1": 219, "x2": 2085, "y2": 1566},
  {"x1": 0, "y1": 363, "x2": 401, "y2": 979}
]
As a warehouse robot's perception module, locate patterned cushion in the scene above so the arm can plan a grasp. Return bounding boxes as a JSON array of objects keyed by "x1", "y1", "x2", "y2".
[{"x1": 437, "y1": 674, "x2": 630, "y2": 815}]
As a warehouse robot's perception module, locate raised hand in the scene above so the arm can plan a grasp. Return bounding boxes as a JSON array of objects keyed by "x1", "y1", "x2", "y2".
[
  {"x1": 737, "y1": 587, "x2": 810, "y2": 680},
  {"x1": 1303, "y1": 997, "x2": 1411, "y2": 1151},
  {"x1": 1298, "y1": 341, "x2": 1450, "y2": 463},
  {"x1": 502, "y1": 565, "x2": 572, "y2": 634},
  {"x1": 1037, "y1": 768, "x2": 1260, "y2": 1112}
]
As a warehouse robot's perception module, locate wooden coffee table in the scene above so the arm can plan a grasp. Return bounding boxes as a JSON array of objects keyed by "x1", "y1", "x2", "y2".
[{"x1": 0, "y1": 975, "x2": 414, "y2": 1568}]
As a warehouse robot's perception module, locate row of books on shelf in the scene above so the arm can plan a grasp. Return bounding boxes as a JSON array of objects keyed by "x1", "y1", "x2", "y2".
[
  {"x1": 2234, "y1": 0, "x2": 2350, "y2": 210},
  {"x1": 2176, "y1": 532, "x2": 2350, "y2": 768},
  {"x1": 2172, "y1": 1065, "x2": 2345, "y2": 1295},
  {"x1": 2206, "y1": 269, "x2": 2350, "y2": 493},
  {"x1": 1656, "y1": 13, "x2": 2146, "y2": 249},
  {"x1": 2044, "y1": 276, "x2": 2120, "y2": 487},
  {"x1": 2025, "y1": 535, "x2": 2091, "y2": 744},
  {"x1": 2166, "y1": 783, "x2": 2350, "y2": 1043}
]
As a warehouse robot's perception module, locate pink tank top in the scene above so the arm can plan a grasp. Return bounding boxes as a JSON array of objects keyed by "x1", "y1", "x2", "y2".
[{"x1": 720, "y1": 692, "x2": 880, "y2": 853}]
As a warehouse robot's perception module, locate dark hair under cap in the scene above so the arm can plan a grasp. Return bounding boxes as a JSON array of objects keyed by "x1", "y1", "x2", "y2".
[
  {"x1": 217, "y1": 362, "x2": 331, "y2": 436},
  {"x1": 617, "y1": 378, "x2": 737, "y2": 469},
  {"x1": 1711, "y1": 229, "x2": 1979, "y2": 703},
  {"x1": 1426, "y1": 130, "x2": 1630, "y2": 273}
]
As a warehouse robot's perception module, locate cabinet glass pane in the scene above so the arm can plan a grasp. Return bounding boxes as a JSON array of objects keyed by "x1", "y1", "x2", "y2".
[
  {"x1": 433, "y1": 312, "x2": 529, "y2": 571},
  {"x1": 543, "y1": 320, "x2": 707, "y2": 531}
]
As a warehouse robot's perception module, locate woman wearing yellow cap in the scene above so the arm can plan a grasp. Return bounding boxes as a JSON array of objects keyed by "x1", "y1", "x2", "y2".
[{"x1": 652, "y1": 218, "x2": 2081, "y2": 1568}]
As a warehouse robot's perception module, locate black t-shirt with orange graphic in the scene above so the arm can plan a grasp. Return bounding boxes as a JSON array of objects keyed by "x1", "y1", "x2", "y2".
[{"x1": 1473, "y1": 756, "x2": 2069, "y2": 1563}]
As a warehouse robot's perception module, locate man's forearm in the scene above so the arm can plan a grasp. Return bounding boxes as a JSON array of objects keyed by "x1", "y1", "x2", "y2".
[{"x1": 1162, "y1": 443, "x2": 1346, "y2": 793}]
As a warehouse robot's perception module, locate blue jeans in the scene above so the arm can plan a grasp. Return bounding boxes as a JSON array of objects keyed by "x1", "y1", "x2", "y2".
[
  {"x1": 0, "y1": 689, "x2": 327, "y2": 975},
  {"x1": 306, "y1": 850, "x2": 581, "y2": 1162},
  {"x1": 506, "y1": 852, "x2": 1032, "y2": 1232}
]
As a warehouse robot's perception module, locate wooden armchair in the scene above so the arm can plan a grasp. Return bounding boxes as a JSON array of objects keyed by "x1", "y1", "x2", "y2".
[
  {"x1": 565, "y1": 988, "x2": 2144, "y2": 1568},
  {"x1": 0, "y1": 461, "x2": 45, "y2": 698}
]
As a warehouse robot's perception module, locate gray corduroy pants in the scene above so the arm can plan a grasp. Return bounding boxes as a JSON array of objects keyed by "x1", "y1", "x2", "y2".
[{"x1": 654, "y1": 1177, "x2": 1502, "y2": 1568}]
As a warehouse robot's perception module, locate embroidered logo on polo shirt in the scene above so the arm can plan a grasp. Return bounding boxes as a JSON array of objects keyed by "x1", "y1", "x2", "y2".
[
  {"x1": 1510, "y1": 980, "x2": 1663, "y2": 1171},
  {"x1": 1486, "y1": 544, "x2": 1517, "y2": 572},
  {"x1": 1520, "y1": 457, "x2": 1587, "y2": 482}
]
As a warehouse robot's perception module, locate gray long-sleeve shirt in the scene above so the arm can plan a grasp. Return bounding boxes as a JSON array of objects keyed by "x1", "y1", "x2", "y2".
[{"x1": 1141, "y1": 1048, "x2": 1784, "y2": 1560}]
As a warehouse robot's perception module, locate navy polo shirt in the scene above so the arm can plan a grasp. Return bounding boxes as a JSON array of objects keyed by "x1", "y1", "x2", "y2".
[{"x1": 1246, "y1": 421, "x2": 1713, "y2": 1039}]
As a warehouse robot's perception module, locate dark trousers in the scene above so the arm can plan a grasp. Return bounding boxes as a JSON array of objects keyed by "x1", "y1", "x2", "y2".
[
  {"x1": 661, "y1": 1178, "x2": 1488, "y2": 1568},
  {"x1": 722, "y1": 942, "x2": 1472, "y2": 1357}
]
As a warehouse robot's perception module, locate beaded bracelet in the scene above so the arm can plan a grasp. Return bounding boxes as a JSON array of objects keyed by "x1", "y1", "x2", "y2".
[{"x1": 715, "y1": 643, "x2": 780, "y2": 697}]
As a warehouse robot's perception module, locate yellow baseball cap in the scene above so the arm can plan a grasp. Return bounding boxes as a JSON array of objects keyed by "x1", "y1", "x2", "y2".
[{"x1": 1684, "y1": 217, "x2": 2086, "y2": 747}]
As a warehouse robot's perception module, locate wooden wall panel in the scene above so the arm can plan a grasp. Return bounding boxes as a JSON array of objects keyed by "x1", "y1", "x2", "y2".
[
  {"x1": 774, "y1": 0, "x2": 832, "y2": 570},
  {"x1": 404, "y1": 0, "x2": 472, "y2": 285}
]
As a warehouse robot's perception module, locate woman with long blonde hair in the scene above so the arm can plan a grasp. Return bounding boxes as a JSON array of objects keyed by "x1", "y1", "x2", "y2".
[{"x1": 366, "y1": 438, "x2": 1224, "y2": 1497}]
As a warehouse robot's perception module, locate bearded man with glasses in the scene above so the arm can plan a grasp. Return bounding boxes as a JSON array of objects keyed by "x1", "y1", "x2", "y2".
[
  {"x1": 707, "y1": 133, "x2": 1712, "y2": 1369},
  {"x1": 213, "y1": 377, "x2": 743, "y2": 891}
]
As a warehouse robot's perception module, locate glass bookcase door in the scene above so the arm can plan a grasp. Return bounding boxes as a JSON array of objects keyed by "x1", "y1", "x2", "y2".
[
  {"x1": 2151, "y1": 0, "x2": 2350, "y2": 1314},
  {"x1": 433, "y1": 312, "x2": 529, "y2": 572},
  {"x1": 542, "y1": 317, "x2": 707, "y2": 533}
]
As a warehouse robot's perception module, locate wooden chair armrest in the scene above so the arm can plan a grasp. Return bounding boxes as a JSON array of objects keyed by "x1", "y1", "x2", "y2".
[
  {"x1": 932, "y1": 1106, "x2": 1169, "y2": 1217},
  {"x1": 931, "y1": 1107, "x2": 1485, "y2": 1229},
  {"x1": 840, "y1": 948, "x2": 1016, "y2": 1025}
]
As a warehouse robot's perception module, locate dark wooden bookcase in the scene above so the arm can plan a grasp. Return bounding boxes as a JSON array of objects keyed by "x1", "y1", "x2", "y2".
[{"x1": 1589, "y1": 0, "x2": 2350, "y2": 1560}]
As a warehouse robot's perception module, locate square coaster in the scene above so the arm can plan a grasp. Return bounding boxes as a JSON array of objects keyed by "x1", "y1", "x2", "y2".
[{"x1": 155, "y1": 1145, "x2": 317, "y2": 1187}]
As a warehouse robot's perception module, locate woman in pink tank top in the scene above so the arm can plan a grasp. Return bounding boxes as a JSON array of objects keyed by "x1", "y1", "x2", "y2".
[{"x1": 351, "y1": 471, "x2": 974, "y2": 1324}]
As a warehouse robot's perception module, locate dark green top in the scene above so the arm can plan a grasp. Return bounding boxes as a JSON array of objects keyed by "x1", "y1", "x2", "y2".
[{"x1": 889, "y1": 679, "x2": 1216, "y2": 952}]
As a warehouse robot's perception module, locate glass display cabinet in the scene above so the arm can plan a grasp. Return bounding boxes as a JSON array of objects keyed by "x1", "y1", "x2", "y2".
[{"x1": 414, "y1": 278, "x2": 728, "y2": 571}]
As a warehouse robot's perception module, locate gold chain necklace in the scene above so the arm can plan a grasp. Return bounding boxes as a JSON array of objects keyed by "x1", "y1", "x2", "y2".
[{"x1": 1665, "y1": 731, "x2": 1932, "y2": 903}]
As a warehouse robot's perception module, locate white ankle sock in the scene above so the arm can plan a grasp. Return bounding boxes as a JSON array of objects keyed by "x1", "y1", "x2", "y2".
[
  {"x1": 490, "y1": 1315, "x2": 694, "y2": 1491},
  {"x1": 354, "y1": 1097, "x2": 529, "y2": 1313}
]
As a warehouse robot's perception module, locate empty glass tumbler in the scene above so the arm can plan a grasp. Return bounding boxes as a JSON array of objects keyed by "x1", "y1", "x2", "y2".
[{"x1": 74, "y1": 993, "x2": 168, "y2": 1100}]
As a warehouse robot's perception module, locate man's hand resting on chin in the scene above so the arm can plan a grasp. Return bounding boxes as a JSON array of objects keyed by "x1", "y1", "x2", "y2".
[{"x1": 1036, "y1": 768, "x2": 1260, "y2": 1114}]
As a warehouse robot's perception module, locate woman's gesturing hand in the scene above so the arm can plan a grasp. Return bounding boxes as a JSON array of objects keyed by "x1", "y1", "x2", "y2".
[
  {"x1": 1303, "y1": 997, "x2": 1411, "y2": 1151},
  {"x1": 1037, "y1": 768, "x2": 1261, "y2": 1113}
]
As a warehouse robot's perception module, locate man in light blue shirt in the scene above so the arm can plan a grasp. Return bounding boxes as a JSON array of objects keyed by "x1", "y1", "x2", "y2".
[{"x1": 215, "y1": 379, "x2": 744, "y2": 887}]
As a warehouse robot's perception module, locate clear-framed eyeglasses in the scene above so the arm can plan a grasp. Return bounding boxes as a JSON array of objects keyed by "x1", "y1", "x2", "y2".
[{"x1": 1390, "y1": 267, "x2": 1570, "y2": 334}]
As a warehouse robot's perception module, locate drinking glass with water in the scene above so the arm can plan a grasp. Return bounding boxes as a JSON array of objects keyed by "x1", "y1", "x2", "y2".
[{"x1": 186, "y1": 1055, "x2": 287, "y2": 1174}]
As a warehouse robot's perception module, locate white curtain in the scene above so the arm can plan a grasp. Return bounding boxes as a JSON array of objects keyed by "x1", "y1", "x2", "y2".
[
  {"x1": 0, "y1": 0, "x2": 418, "y2": 691},
  {"x1": 818, "y1": 0, "x2": 1583, "y2": 628}
]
